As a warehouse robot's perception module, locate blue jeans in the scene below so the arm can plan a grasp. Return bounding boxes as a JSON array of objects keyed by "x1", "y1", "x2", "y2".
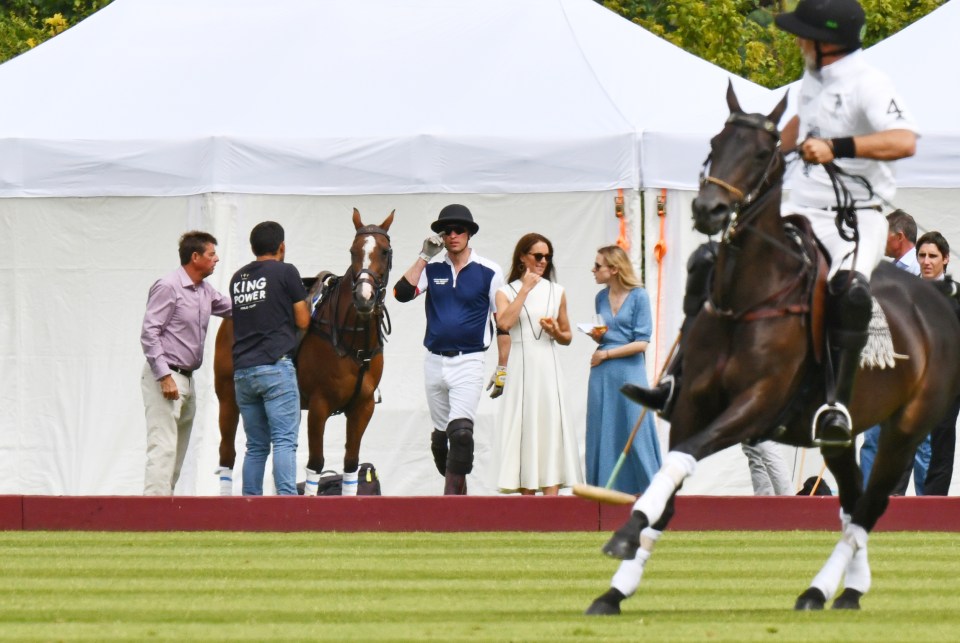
[
  {"x1": 234, "y1": 357, "x2": 300, "y2": 495},
  {"x1": 860, "y1": 425, "x2": 931, "y2": 494}
]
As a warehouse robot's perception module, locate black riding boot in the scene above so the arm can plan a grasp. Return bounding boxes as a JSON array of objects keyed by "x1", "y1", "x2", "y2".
[
  {"x1": 430, "y1": 429, "x2": 448, "y2": 476},
  {"x1": 443, "y1": 419, "x2": 473, "y2": 496},
  {"x1": 815, "y1": 271, "x2": 872, "y2": 450},
  {"x1": 621, "y1": 357, "x2": 680, "y2": 416},
  {"x1": 443, "y1": 472, "x2": 467, "y2": 495},
  {"x1": 620, "y1": 243, "x2": 718, "y2": 419}
]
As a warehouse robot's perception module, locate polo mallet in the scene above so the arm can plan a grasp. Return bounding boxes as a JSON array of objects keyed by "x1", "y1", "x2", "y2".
[
  {"x1": 796, "y1": 448, "x2": 808, "y2": 493},
  {"x1": 808, "y1": 463, "x2": 828, "y2": 496},
  {"x1": 574, "y1": 332, "x2": 682, "y2": 506}
]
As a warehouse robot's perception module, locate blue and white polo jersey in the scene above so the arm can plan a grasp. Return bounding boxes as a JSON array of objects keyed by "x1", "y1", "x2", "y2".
[{"x1": 415, "y1": 250, "x2": 503, "y2": 353}]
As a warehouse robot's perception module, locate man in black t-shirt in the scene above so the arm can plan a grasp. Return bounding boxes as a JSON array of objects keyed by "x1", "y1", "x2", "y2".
[{"x1": 230, "y1": 221, "x2": 310, "y2": 495}]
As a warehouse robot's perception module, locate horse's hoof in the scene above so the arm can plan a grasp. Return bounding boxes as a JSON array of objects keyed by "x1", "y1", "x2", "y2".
[
  {"x1": 584, "y1": 588, "x2": 624, "y2": 616},
  {"x1": 794, "y1": 587, "x2": 827, "y2": 610},
  {"x1": 831, "y1": 588, "x2": 862, "y2": 610},
  {"x1": 601, "y1": 511, "x2": 646, "y2": 560}
]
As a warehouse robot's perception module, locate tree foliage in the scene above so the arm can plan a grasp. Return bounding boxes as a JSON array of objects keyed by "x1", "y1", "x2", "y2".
[
  {"x1": 0, "y1": 0, "x2": 110, "y2": 63},
  {"x1": 600, "y1": 0, "x2": 944, "y2": 88},
  {"x1": 0, "y1": 0, "x2": 944, "y2": 84}
]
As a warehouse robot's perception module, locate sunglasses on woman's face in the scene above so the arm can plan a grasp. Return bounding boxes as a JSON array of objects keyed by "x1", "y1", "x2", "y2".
[
  {"x1": 593, "y1": 262, "x2": 607, "y2": 270},
  {"x1": 441, "y1": 225, "x2": 468, "y2": 236},
  {"x1": 527, "y1": 252, "x2": 552, "y2": 262}
]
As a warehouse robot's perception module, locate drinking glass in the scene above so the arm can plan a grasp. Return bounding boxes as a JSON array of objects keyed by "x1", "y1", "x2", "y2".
[{"x1": 592, "y1": 314, "x2": 607, "y2": 334}]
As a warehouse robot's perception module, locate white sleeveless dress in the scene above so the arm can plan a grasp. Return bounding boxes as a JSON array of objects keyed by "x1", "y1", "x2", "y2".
[{"x1": 496, "y1": 279, "x2": 583, "y2": 492}]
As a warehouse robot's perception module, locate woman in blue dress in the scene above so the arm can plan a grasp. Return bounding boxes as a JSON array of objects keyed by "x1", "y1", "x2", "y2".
[{"x1": 585, "y1": 245, "x2": 662, "y2": 494}]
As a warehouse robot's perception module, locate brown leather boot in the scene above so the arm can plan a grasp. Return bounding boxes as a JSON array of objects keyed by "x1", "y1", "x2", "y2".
[{"x1": 443, "y1": 472, "x2": 467, "y2": 495}]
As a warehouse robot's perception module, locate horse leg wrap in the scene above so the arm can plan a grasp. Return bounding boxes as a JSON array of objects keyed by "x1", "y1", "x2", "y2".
[
  {"x1": 610, "y1": 528, "x2": 662, "y2": 597},
  {"x1": 445, "y1": 419, "x2": 474, "y2": 475},
  {"x1": 430, "y1": 429, "x2": 448, "y2": 476},
  {"x1": 810, "y1": 523, "x2": 866, "y2": 600},
  {"x1": 341, "y1": 469, "x2": 359, "y2": 497},
  {"x1": 633, "y1": 452, "x2": 696, "y2": 526},
  {"x1": 840, "y1": 523, "x2": 870, "y2": 592},
  {"x1": 216, "y1": 467, "x2": 233, "y2": 496},
  {"x1": 304, "y1": 468, "x2": 321, "y2": 496},
  {"x1": 843, "y1": 543, "x2": 871, "y2": 594}
]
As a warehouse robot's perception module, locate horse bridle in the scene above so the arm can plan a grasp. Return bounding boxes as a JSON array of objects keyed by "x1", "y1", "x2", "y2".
[
  {"x1": 315, "y1": 225, "x2": 393, "y2": 363},
  {"x1": 351, "y1": 224, "x2": 393, "y2": 314},
  {"x1": 700, "y1": 113, "x2": 816, "y2": 323},
  {"x1": 699, "y1": 112, "x2": 784, "y2": 242}
]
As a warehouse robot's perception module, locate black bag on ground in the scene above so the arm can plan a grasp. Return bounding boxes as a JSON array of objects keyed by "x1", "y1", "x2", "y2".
[
  {"x1": 298, "y1": 463, "x2": 381, "y2": 496},
  {"x1": 796, "y1": 475, "x2": 832, "y2": 496}
]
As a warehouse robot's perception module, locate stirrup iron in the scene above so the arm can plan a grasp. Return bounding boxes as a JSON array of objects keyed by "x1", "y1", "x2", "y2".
[{"x1": 811, "y1": 403, "x2": 853, "y2": 448}]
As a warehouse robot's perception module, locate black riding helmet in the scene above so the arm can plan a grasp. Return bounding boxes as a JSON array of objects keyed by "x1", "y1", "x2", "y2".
[{"x1": 775, "y1": 0, "x2": 866, "y2": 66}]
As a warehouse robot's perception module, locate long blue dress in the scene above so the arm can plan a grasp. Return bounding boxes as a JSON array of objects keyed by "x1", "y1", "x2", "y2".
[{"x1": 585, "y1": 287, "x2": 663, "y2": 494}]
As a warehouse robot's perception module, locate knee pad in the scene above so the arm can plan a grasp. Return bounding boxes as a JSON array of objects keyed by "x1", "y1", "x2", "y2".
[
  {"x1": 683, "y1": 242, "x2": 717, "y2": 317},
  {"x1": 430, "y1": 429, "x2": 448, "y2": 476},
  {"x1": 446, "y1": 418, "x2": 474, "y2": 475},
  {"x1": 829, "y1": 271, "x2": 872, "y2": 333}
]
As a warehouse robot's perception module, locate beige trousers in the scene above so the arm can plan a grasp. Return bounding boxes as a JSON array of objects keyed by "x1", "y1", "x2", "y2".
[{"x1": 141, "y1": 363, "x2": 196, "y2": 495}]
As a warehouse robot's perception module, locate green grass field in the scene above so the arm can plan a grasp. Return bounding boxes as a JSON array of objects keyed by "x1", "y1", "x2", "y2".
[{"x1": 0, "y1": 530, "x2": 957, "y2": 641}]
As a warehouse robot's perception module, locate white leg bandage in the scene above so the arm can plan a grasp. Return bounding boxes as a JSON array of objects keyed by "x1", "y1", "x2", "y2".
[
  {"x1": 811, "y1": 523, "x2": 868, "y2": 599},
  {"x1": 610, "y1": 528, "x2": 662, "y2": 597},
  {"x1": 216, "y1": 467, "x2": 233, "y2": 496},
  {"x1": 840, "y1": 509, "x2": 852, "y2": 531},
  {"x1": 633, "y1": 452, "x2": 697, "y2": 526},
  {"x1": 342, "y1": 470, "x2": 359, "y2": 496},
  {"x1": 304, "y1": 468, "x2": 321, "y2": 497},
  {"x1": 841, "y1": 524, "x2": 870, "y2": 593}
]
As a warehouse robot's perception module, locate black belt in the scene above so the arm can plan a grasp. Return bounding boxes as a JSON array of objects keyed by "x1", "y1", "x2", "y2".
[
  {"x1": 169, "y1": 365, "x2": 194, "y2": 378},
  {"x1": 430, "y1": 350, "x2": 481, "y2": 357},
  {"x1": 826, "y1": 204, "x2": 882, "y2": 212}
]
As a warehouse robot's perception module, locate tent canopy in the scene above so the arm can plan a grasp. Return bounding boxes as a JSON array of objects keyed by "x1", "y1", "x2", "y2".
[
  {"x1": 859, "y1": 0, "x2": 960, "y2": 188},
  {"x1": 0, "y1": 0, "x2": 774, "y2": 197}
]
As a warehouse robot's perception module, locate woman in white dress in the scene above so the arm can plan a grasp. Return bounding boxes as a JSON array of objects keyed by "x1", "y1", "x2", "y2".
[{"x1": 494, "y1": 233, "x2": 583, "y2": 495}]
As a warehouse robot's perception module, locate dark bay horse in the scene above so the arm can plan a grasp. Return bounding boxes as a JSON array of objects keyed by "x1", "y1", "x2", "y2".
[
  {"x1": 589, "y1": 84, "x2": 960, "y2": 614},
  {"x1": 213, "y1": 208, "x2": 394, "y2": 494}
]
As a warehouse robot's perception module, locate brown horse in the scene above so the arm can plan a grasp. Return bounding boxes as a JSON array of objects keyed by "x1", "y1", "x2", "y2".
[
  {"x1": 589, "y1": 84, "x2": 960, "y2": 614},
  {"x1": 213, "y1": 208, "x2": 394, "y2": 494}
]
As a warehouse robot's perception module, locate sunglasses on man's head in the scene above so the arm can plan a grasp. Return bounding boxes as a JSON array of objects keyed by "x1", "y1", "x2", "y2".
[
  {"x1": 527, "y1": 252, "x2": 552, "y2": 262},
  {"x1": 441, "y1": 225, "x2": 468, "y2": 236}
]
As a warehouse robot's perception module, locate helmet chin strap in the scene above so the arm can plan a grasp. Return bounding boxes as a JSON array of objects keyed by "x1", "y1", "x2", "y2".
[{"x1": 814, "y1": 41, "x2": 859, "y2": 70}]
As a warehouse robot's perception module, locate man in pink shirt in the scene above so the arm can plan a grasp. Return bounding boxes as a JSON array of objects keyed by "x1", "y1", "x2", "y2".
[{"x1": 140, "y1": 231, "x2": 232, "y2": 495}]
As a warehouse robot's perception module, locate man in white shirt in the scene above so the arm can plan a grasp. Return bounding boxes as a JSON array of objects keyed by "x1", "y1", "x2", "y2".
[{"x1": 776, "y1": 0, "x2": 918, "y2": 449}]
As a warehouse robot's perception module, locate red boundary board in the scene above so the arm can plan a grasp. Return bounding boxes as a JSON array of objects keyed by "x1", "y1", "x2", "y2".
[{"x1": 2, "y1": 495, "x2": 959, "y2": 532}]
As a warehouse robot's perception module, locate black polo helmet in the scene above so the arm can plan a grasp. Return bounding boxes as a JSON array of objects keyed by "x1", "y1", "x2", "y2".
[
  {"x1": 430, "y1": 204, "x2": 479, "y2": 235},
  {"x1": 775, "y1": 0, "x2": 866, "y2": 49}
]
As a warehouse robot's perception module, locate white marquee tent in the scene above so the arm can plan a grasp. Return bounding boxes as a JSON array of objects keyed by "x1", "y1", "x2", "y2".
[{"x1": 4, "y1": 0, "x2": 950, "y2": 497}]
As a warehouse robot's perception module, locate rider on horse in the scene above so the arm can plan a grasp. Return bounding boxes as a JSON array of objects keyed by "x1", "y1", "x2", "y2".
[{"x1": 625, "y1": 0, "x2": 918, "y2": 449}]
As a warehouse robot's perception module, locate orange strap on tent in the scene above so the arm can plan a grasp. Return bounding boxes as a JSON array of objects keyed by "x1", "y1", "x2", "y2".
[
  {"x1": 654, "y1": 189, "x2": 667, "y2": 374},
  {"x1": 654, "y1": 189, "x2": 667, "y2": 263},
  {"x1": 615, "y1": 189, "x2": 628, "y2": 250}
]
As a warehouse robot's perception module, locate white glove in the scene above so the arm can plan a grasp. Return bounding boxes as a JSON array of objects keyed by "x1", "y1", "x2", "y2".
[
  {"x1": 486, "y1": 365, "x2": 507, "y2": 399},
  {"x1": 419, "y1": 235, "x2": 444, "y2": 262}
]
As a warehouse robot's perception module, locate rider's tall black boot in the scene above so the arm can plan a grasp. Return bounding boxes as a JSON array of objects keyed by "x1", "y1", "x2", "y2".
[
  {"x1": 621, "y1": 356, "x2": 680, "y2": 417},
  {"x1": 815, "y1": 271, "x2": 872, "y2": 450},
  {"x1": 621, "y1": 242, "x2": 717, "y2": 419}
]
